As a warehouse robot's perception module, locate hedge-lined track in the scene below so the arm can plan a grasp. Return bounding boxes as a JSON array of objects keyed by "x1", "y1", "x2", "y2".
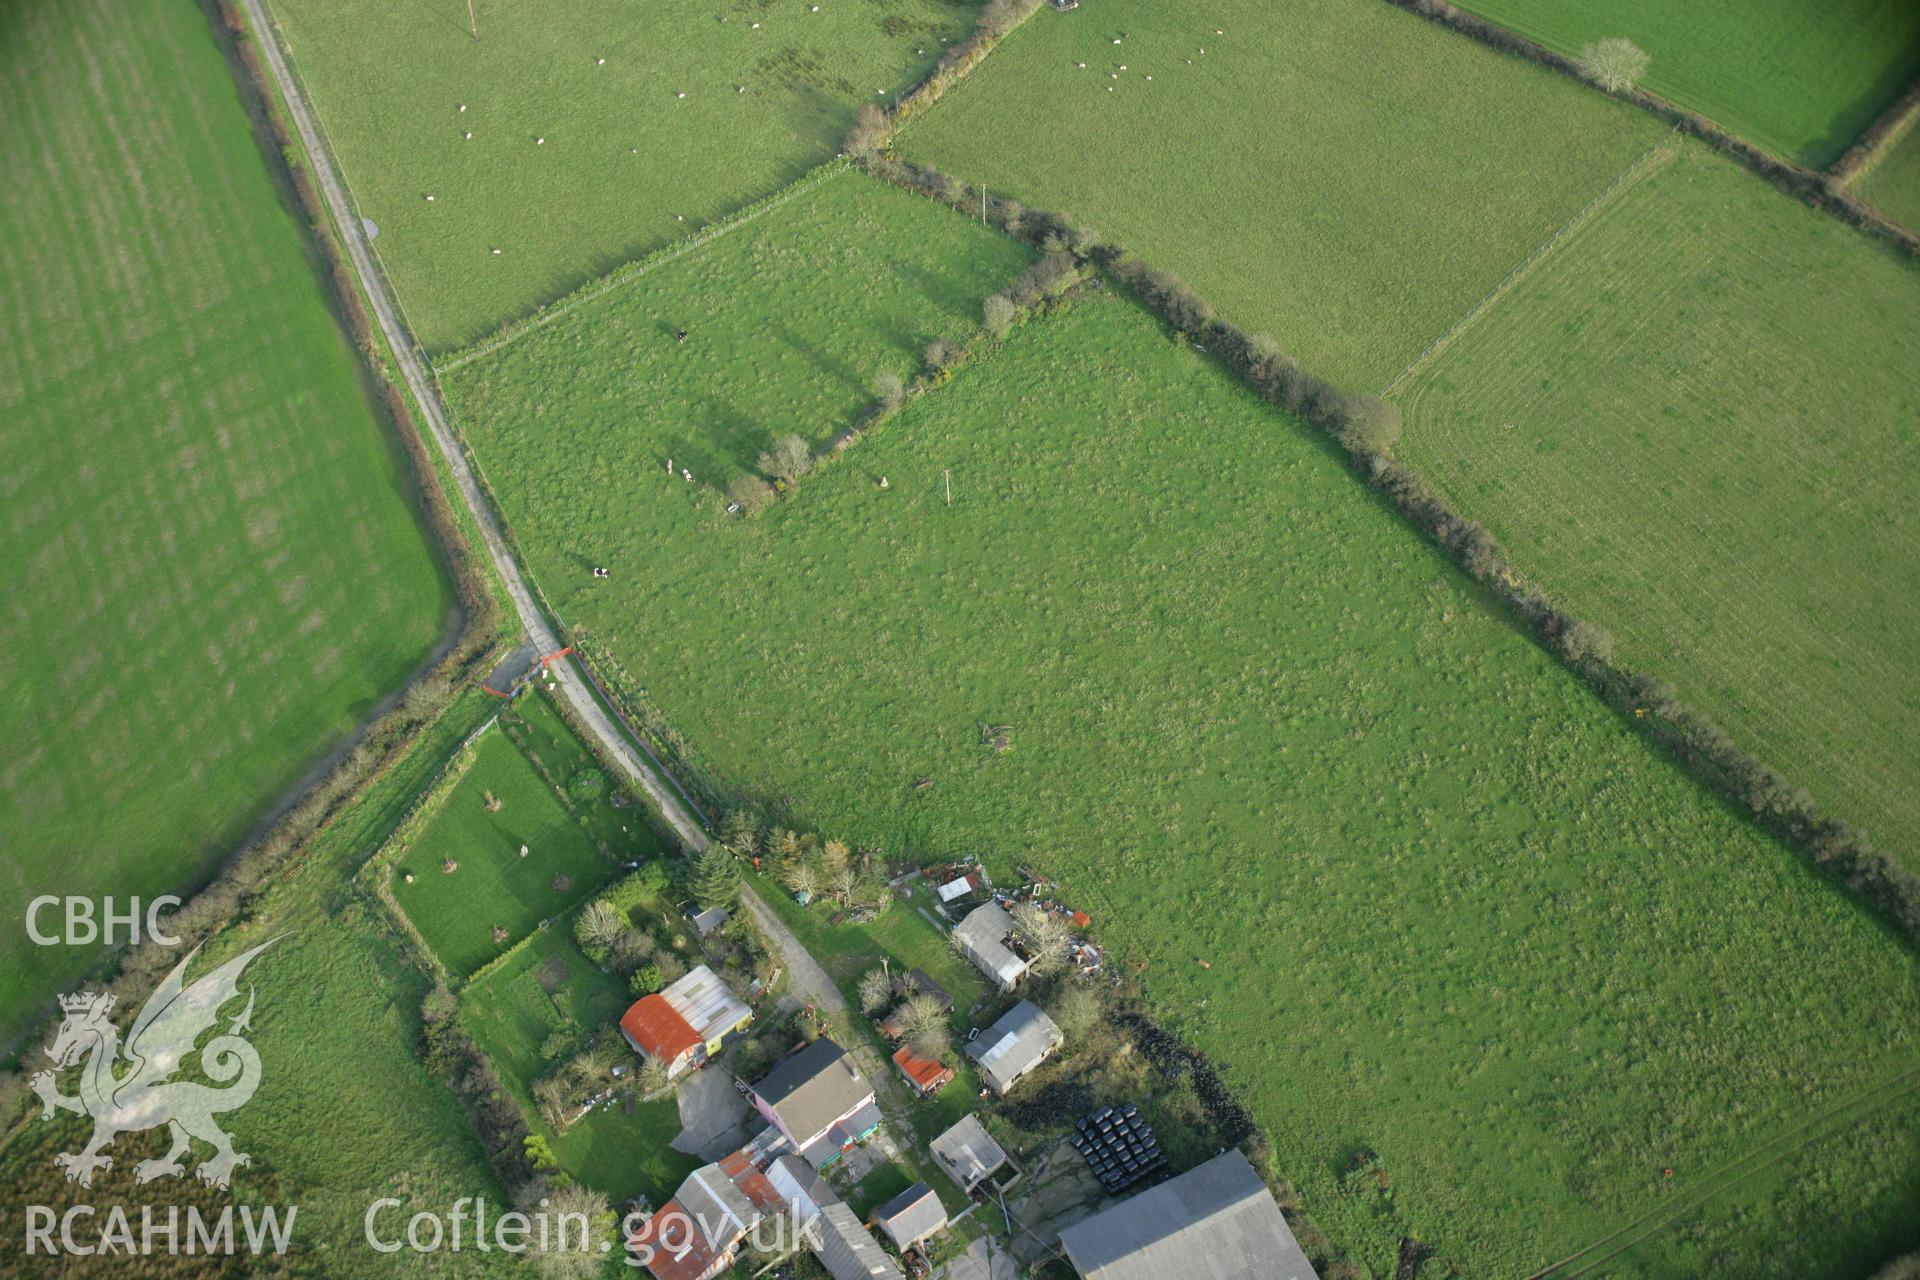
[
  {"x1": 1398, "y1": 144, "x2": 1920, "y2": 867},
  {"x1": 0, "y1": 0, "x2": 450, "y2": 1044}
]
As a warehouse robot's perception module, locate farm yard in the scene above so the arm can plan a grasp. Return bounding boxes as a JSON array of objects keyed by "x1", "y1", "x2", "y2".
[
  {"x1": 443, "y1": 171, "x2": 1920, "y2": 1276},
  {"x1": 259, "y1": 0, "x2": 988, "y2": 351},
  {"x1": 384, "y1": 688, "x2": 655, "y2": 977},
  {"x1": 899, "y1": 0, "x2": 1664, "y2": 388},
  {"x1": 0, "y1": 0, "x2": 450, "y2": 1047},
  {"x1": 1450, "y1": 0, "x2": 1920, "y2": 167},
  {"x1": 1396, "y1": 144, "x2": 1920, "y2": 868}
]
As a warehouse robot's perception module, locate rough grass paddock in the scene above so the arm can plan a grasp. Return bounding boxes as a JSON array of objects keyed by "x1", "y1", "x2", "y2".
[
  {"x1": 441, "y1": 185, "x2": 1920, "y2": 1275},
  {"x1": 0, "y1": 689, "x2": 519, "y2": 1277},
  {"x1": 461, "y1": 928, "x2": 697, "y2": 1204},
  {"x1": 1397, "y1": 145, "x2": 1920, "y2": 868},
  {"x1": 1451, "y1": 0, "x2": 1920, "y2": 167},
  {"x1": 900, "y1": 0, "x2": 1663, "y2": 387},
  {"x1": 441, "y1": 170, "x2": 1028, "y2": 524},
  {"x1": 261, "y1": 0, "x2": 986, "y2": 351},
  {"x1": 0, "y1": 0, "x2": 450, "y2": 1047}
]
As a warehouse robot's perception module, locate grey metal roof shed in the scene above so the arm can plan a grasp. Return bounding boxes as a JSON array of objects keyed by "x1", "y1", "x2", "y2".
[
  {"x1": 965, "y1": 1000, "x2": 1062, "y2": 1095},
  {"x1": 1054, "y1": 1150, "x2": 1318, "y2": 1280},
  {"x1": 811, "y1": 1202, "x2": 903, "y2": 1280},
  {"x1": 871, "y1": 1181, "x2": 947, "y2": 1252},
  {"x1": 928, "y1": 1114, "x2": 1010, "y2": 1193}
]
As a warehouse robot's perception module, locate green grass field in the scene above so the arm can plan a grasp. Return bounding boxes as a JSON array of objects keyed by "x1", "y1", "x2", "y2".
[
  {"x1": 441, "y1": 185, "x2": 1920, "y2": 1275},
  {"x1": 1859, "y1": 118, "x2": 1920, "y2": 230},
  {"x1": 391, "y1": 694, "x2": 661, "y2": 976},
  {"x1": 901, "y1": 0, "x2": 1663, "y2": 388},
  {"x1": 261, "y1": 0, "x2": 987, "y2": 351},
  {"x1": 442, "y1": 167, "x2": 1027, "y2": 507},
  {"x1": 0, "y1": 689, "x2": 519, "y2": 1278},
  {"x1": 0, "y1": 0, "x2": 450, "y2": 1048},
  {"x1": 1453, "y1": 0, "x2": 1920, "y2": 167},
  {"x1": 1397, "y1": 144, "x2": 1920, "y2": 868},
  {"x1": 461, "y1": 928, "x2": 698, "y2": 1204}
]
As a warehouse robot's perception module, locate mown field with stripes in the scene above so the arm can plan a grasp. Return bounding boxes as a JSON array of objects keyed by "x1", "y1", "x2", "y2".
[{"x1": 0, "y1": 0, "x2": 450, "y2": 1044}]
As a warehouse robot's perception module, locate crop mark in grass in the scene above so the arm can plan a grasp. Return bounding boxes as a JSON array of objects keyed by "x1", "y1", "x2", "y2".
[{"x1": 1382, "y1": 133, "x2": 1681, "y2": 397}]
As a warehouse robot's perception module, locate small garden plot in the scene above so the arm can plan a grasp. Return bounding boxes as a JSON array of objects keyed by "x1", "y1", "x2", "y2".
[
  {"x1": 390, "y1": 706, "x2": 640, "y2": 976},
  {"x1": 461, "y1": 928, "x2": 697, "y2": 1204}
]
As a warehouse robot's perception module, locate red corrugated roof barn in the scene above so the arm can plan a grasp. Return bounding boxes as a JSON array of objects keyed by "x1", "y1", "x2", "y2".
[
  {"x1": 892, "y1": 1044, "x2": 955, "y2": 1097},
  {"x1": 620, "y1": 993, "x2": 703, "y2": 1074}
]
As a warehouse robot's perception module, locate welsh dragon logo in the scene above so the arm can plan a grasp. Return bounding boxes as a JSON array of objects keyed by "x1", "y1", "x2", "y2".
[{"x1": 30, "y1": 939, "x2": 278, "y2": 1190}]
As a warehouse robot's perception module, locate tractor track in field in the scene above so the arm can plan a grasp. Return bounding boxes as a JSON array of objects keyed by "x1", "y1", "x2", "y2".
[{"x1": 237, "y1": 0, "x2": 711, "y2": 854}]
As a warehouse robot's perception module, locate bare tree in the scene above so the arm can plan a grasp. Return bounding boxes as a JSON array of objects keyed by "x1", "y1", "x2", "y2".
[
  {"x1": 983, "y1": 294, "x2": 1016, "y2": 340},
  {"x1": 858, "y1": 966, "x2": 894, "y2": 1015},
  {"x1": 576, "y1": 900, "x2": 624, "y2": 950},
  {"x1": 516, "y1": 1180, "x2": 614, "y2": 1280},
  {"x1": 1010, "y1": 901, "x2": 1070, "y2": 976},
  {"x1": 782, "y1": 859, "x2": 823, "y2": 900},
  {"x1": 728, "y1": 473, "x2": 774, "y2": 513},
  {"x1": 757, "y1": 433, "x2": 814, "y2": 485},
  {"x1": 1576, "y1": 38, "x2": 1650, "y2": 92},
  {"x1": 874, "y1": 371, "x2": 906, "y2": 412},
  {"x1": 924, "y1": 336, "x2": 960, "y2": 374},
  {"x1": 894, "y1": 993, "x2": 950, "y2": 1057}
]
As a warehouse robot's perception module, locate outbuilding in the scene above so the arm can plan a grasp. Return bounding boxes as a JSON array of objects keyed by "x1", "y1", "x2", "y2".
[
  {"x1": 952, "y1": 903, "x2": 1028, "y2": 991},
  {"x1": 870, "y1": 1182, "x2": 947, "y2": 1253},
  {"x1": 966, "y1": 1000, "x2": 1062, "y2": 1096}
]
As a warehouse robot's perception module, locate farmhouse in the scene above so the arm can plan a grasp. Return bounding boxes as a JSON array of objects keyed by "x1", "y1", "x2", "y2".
[
  {"x1": 952, "y1": 902, "x2": 1028, "y2": 991},
  {"x1": 966, "y1": 1000, "x2": 1062, "y2": 1095},
  {"x1": 871, "y1": 1181, "x2": 947, "y2": 1253},
  {"x1": 928, "y1": 1114, "x2": 1010, "y2": 1194},
  {"x1": 747, "y1": 1038, "x2": 882, "y2": 1168},
  {"x1": 890, "y1": 1043, "x2": 954, "y2": 1097},
  {"x1": 628, "y1": 1147, "x2": 785, "y2": 1280},
  {"x1": 619, "y1": 965, "x2": 753, "y2": 1079},
  {"x1": 1054, "y1": 1150, "x2": 1317, "y2": 1280}
]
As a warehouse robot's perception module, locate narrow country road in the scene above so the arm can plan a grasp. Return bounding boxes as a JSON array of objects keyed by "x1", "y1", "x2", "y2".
[{"x1": 235, "y1": 0, "x2": 709, "y2": 852}]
